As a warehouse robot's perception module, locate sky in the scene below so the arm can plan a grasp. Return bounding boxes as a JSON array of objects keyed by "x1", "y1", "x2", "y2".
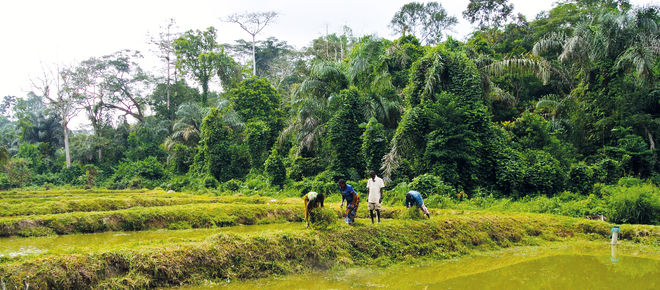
[{"x1": 1, "y1": 0, "x2": 657, "y2": 117}]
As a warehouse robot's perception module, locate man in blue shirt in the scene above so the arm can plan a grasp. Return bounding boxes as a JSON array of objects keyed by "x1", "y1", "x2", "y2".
[
  {"x1": 405, "y1": 190, "x2": 430, "y2": 218},
  {"x1": 338, "y1": 179, "x2": 360, "y2": 224}
]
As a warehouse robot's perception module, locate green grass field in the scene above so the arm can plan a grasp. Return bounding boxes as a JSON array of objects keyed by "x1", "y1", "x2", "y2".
[{"x1": 0, "y1": 189, "x2": 658, "y2": 289}]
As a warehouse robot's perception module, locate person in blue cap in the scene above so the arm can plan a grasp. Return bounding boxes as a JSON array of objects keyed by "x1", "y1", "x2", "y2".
[
  {"x1": 405, "y1": 190, "x2": 430, "y2": 218},
  {"x1": 338, "y1": 179, "x2": 360, "y2": 224}
]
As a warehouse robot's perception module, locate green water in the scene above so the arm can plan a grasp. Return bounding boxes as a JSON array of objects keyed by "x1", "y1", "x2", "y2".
[
  {"x1": 0, "y1": 222, "x2": 302, "y2": 258},
  {"x1": 202, "y1": 243, "x2": 660, "y2": 289}
]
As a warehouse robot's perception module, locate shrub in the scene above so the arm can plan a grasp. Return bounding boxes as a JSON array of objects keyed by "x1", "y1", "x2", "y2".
[
  {"x1": 59, "y1": 163, "x2": 84, "y2": 185},
  {"x1": 617, "y1": 177, "x2": 645, "y2": 188},
  {"x1": 264, "y1": 148, "x2": 286, "y2": 187},
  {"x1": 291, "y1": 178, "x2": 335, "y2": 197},
  {"x1": 109, "y1": 157, "x2": 168, "y2": 189},
  {"x1": 607, "y1": 183, "x2": 660, "y2": 225},
  {"x1": 245, "y1": 121, "x2": 273, "y2": 169},
  {"x1": 84, "y1": 164, "x2": 99, "y2": 187},
  {"x1": 203, "y1": 175, "x2": 219, "y2": 189},
  {"x1": 30, "y1": 173, "x2": 60, "y2": 186},
  {"x1": 223, "y1": 179, "x2": 242, "y2": 192},
  {"x1": 164, "y1": 175, "x2": 192, "y2": 192},
  {"x1": 567, "y1": 162, "x2": 595, "y2": 195},
  {"x1": 4, "y1": 158, "x2": 30, "y2": 188},
  {"x1": 167, "y1": 144, "x2": 195, "y2": 174},
  {"x1": 288, "y1": 156, "x2": 324, "y2": 181},
  {"x1": 0, "y1": 173, "x2": 10, "y2": 190},
  {"x1": 497, "y1": 149, "x2": 566, "y2": 198},
  {"x1": 314, "y1": 170, "x2": 343, "y2": 184},
  {"x1": 409, "y1": 174, "x2": 455, "y2": 198},
  {"x1": 361, "y1": 117, "x2": 387, "y2": 175},
  {"x1": 594, "y1": 158, "x2": 622, "y2": 184}
]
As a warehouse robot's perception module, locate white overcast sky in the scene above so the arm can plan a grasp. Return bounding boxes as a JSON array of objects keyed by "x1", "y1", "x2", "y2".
[{"x1": 1, "y1": 0, "x2": 657, "y2": 105}]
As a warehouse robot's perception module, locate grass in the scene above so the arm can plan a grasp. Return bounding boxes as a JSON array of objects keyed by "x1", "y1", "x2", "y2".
[
  {"x1": 0, "y1": 212, "x2": 658, "y2": 289},
  {"x1": 0, "y1": 203, "x2": 304, "y2": 237},
  {"x1": 0, "y1": 188, "x2": 659, "y2": 288},
  {"x1": 0, "y1": 194, "x2": 286, "y2": 217}
]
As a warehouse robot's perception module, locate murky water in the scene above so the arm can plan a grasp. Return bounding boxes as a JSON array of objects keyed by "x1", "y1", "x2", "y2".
[
  {"x1": 0, "y1": 222, "x2": 302, "y2": 258},
  {"x1": 201, "y1": 243, "x2": 660, "y2": 289}
]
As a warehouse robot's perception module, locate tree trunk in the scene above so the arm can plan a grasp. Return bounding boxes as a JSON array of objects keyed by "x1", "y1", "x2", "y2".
[
  {"x1": 252, "y1": 34, "x2": 257, "y2": 76},
  {"x1": 645, "y1": 126, "x2": 657, "y2": 165},
  {"x1": 63, "y1": 122, "x2": 71, "y2": 168},
  {"x1": 201, "y1": 79, "x2": 209, "y2": 105},
  {"x1": 97, "y1": 130, "x2": 103, "y2": 161},
  {"x1": 166, "y1": 57, "x2": 171, "y2": 112}
]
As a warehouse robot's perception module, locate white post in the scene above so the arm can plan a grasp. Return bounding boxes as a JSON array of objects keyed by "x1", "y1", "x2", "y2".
[{"x1": 611, "y1": 226, "x2": 620, "y2": 245}]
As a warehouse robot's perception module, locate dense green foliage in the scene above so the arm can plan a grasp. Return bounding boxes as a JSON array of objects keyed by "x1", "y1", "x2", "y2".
[{"x1": 1, "y1": 1, "x2": 659, "y2": 225}]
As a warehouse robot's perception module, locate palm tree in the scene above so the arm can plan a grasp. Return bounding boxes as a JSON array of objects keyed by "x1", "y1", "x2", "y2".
[
  {"x1": 281, "y1": 61, "x2": 348, "y2": 155},
  {"x1": 165, "y1": 102, "x2": 209, "y2": 150}
]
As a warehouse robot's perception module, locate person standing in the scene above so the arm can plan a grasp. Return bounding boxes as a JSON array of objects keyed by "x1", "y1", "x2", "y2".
[
  {"x1": 405, "y1": 190, "x2": 430, "y2": 218},
  {"x1": 338, "y1": 179, "x2": 359, "y2": 225},
  {"x1": 366, "y1": 170, "x2": 385, "y2": 224}
]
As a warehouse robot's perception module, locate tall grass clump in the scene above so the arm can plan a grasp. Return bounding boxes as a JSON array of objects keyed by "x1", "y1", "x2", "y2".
[
  {"x1": 607, "y1": 182, "x2": 660, "y2": 225},
  {"x1": 308, "y1": 207, "x2": 337, "y2": 230}
]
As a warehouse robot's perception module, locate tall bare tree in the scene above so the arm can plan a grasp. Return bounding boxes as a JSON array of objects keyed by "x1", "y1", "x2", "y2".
[
  {"x1": 150, "y1": 18, "x2": 180, "y2": 112},
  {"x1": 225, "y1": 11, "x2": 278, "y2": 75},
  {"x1": 32, "y1": 65, "x2": 83, "y2": 168}
]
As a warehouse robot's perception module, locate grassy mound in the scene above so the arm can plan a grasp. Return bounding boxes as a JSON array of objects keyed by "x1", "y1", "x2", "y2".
[{"x1": 0, "y1": 203, "x2": 303, "y2": 237}]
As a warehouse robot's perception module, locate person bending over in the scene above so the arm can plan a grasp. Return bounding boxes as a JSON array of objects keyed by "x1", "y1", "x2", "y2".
[
  {"x1": 405, "y1": 190, "x2": 430, "y2": 218},
  {"x1": 304, "y1": 191, "x2": 325, "y2": 227},
  {"x1": 338, "y1": 179, "x2": 360, "y2": 225}
]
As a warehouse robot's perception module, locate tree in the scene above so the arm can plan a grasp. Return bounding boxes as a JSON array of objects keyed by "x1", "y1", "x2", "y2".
[
  {"x1": 194, "y1": 107, "x2": 234, "y2": 182},
  {"x1": 306, "y1": 26, "x2": 356, "y2": 61},
  {"x1": 264, "y1": 147, "x2": 286, "y2": 187},
  {"x1": 281, "y1": 61, "x2": 348, "y2": 155},
  {"x1": 165, "y1": 102, "x2": 209, "y2": 149},
  {"x1": 150, "y1": 18, "x2": 180, "y2": 113},
  {"x1": 96, "y1": 50, "x2": 152, "y2": 123},
  {"x1": 173, "y1": 27, "x2": 235, "y2": 104},
  {"x1": 228, "y1": 77, "x2": 282, "y2": 124},
  {"x1": 232, "y1": 37, "x2": 293, "y2": 79},
  {"x1": 149, "y1": 79, "x2": 200, "y2": 122},
  {"x1": 390, "y1": 2, "x2": 458, "y2": 45},
  {"x1": 225, "y1": 12, "x2": 278, "y2": 75},
  {"x1": 245, "y1": 121, "x2": 272, "y2": 169},
  {"x1": 328, "y1": 87, "x2": 365, "y2": 179},
  {"x1": 361, "y1": 117, "x2": 387, "y2": 175},
  {"x1": 32, "y1": 66, "x2": 83, "y2": 168},
  {"x1": 463, "y1": 0, "x2": 514, "y2": 29},
  {"x1": 0, "y1": 146, "x2": 8, "y2": 167}
]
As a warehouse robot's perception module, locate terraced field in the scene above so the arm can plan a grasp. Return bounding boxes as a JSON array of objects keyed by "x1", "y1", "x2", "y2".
[{"x1": 0, "y1": 189, "x2": 658, "y2": 289}]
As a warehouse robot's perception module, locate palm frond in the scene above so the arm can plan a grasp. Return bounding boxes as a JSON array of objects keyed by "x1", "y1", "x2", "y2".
[
  {"x1": 422, "y1": 52, "x2": 444, "y2": 99},
  {"x1": 532, "y1": 32, "x2": 566, "y2": 56}
]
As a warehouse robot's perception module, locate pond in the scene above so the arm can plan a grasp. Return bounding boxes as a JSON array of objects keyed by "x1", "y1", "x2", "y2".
[
  {"x1": 0, "y1": 222, "x2": 302, "y2": 258},
  {"x1": 201, "y1": 242, "x2": 660, "y2": 289}
]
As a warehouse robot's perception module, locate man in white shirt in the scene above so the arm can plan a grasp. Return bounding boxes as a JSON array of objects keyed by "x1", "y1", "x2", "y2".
[{"x1": 366, "y1": 170, "x2": 385, "y2": 224}]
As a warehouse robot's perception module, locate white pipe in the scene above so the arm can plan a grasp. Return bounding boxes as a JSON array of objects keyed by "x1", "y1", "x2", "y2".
[{"x1": 611, "y1": 226, "x2": 620, "y2": 245}]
